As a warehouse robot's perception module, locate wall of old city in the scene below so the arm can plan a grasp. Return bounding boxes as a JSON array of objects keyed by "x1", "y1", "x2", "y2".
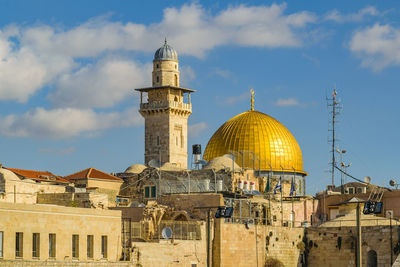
[
  {"x1": 213, "y1": 219, "x2": 305, "y2": 267},
  {"x1": 306, "y1": 225, "x2": 400, "y2": 267}
]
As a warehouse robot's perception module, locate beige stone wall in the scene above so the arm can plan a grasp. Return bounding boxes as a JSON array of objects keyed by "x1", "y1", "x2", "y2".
[
  {"x1": 306, "y1": 225, "x2": 400, "y2": 267},
  {"x1": 131, "y1": 223, "x2": 207, "y2": 266},
  {"x1": 142, "y1": 108, "x2": 190, "y2": 169},
  {"x1": 152, "y1": 60, "x2": 179, "y2": 87},
  {"x1": 168, "y1": 111, "x2": 189, "y2": 169},
  {"x1": 87, "y1": 179, "x2": 122, "y2": 192},
  {"x1": 0, "y1": 202, "x2": 121, "y2": 262},
  {"x1": 213, "y1": 220, "x2": 305, "y2": 267},
  {"x1": 0, "y1": 260, "x2": 135, "y2": 266},
  {"x1": 159, "y1": 193, "x2": 224, "y2": 220},
  {"x1": 37, "y1": 192, "x2": 109, "y2": 209},
  {"x1": 0, "y1": 177, "x2": 65, "y2": 204}
]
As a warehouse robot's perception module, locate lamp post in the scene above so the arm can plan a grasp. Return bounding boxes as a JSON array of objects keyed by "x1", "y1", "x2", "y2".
[
  {"x1": 291, "y1": 167, "x2": 295, "y2": 227},
  {"x1": 341, "y1": 162, "x2": 352, "y2": 185},
  {"x1": 280, "y1": 165, "x2": 284, "y2": 226},
  {"x1": 336, "y1": 148, "x2": 346, "y2": 193},
  {"x1": 266, "y1": 161, "x2": 273, "y2": 225}
]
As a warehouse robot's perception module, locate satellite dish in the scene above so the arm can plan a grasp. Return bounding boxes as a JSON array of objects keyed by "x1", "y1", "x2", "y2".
[
  {"x1": 390, "y1": 180, "x2": 397, "y2": 187},
  {"x1": 197, "y1": 160, "x2": 208, "y2": 165},
  {"x1": 364, "y1": 176, "x2": 371, "y2": 184},
  {"x1": 223, "y1": 154, "x2": 235, "y2": 160},
  {"x1": 130, "y1": 201, "x2": 139, "y2": 207},
  {"x1": 246, "y1": 219, "x2": 254, "y2": 229},
  {"x1": 161, "y1": 227, "x2": 173, "y2": 239},
  {"x1": 149, "y1": 159, "x2": 161, "y2": 168}
]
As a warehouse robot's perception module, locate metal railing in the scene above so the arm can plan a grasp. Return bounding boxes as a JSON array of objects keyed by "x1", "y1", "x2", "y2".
[
  {"x1": 140, "y1": 101, "x2": 191, "y2": 111},
  {"x1": 122, "y1": 219, "x2": 201, "y2": 244}
]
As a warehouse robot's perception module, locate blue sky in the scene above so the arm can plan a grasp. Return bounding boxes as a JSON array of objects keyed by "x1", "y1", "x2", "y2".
[{"x1": 0, "y1": 0, "x2": 399, "y2": 194}]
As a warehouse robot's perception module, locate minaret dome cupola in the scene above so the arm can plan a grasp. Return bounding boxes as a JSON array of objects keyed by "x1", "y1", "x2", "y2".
[{"x1": 154, "y1": 39, "x2": 178, "y2": 62}]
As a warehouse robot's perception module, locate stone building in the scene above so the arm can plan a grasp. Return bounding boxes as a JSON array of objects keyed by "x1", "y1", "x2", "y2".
[
  {"x1": 0, "y1": 202, "x2": 125, "y2": 266},
  {"x1": 0, "y1": 167, "x2": 67, "y2": 204},
  {"x1": 136, "y1": 39, "x2": 195, "y2": 169},
  {"x1": 64, "y1": 167, "x2": 123, "y2": 207},
  {"x1": 4, "y1": 39, "x2": 400, "y2": 267},
  {"x1": 315, "y1": 181, "x2": 400, "y2": 221}
]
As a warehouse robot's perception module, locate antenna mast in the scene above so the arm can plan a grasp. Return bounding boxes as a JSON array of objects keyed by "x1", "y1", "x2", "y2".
[{"x1": 327, "y1": 87, "x2": 342, "y2": 186}]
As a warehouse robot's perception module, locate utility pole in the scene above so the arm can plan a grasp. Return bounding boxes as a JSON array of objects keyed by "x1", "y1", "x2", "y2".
[
  {"x1": 356, "y1": 203, "x2": 362, "y2": 267},
  {"x1": 327, "y1": 87, "x2": 342, "y2": 187}
]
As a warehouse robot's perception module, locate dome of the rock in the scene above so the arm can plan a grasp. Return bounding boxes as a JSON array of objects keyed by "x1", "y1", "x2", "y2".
[{"x1": 203, "y1": 110, "x2": 305, "y2": 174}]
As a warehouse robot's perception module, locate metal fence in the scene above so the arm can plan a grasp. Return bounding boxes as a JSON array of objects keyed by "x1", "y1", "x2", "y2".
[
  {"x1": 122, "y1": 219, "x2": 202, "y2": 246},
  {"x1": 149, "y1": 173, "x2": 232, "y2": 195}
]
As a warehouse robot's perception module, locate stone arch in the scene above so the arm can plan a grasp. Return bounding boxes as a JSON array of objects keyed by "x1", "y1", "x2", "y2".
[{"x1": 367, "y1": 249, "x2": 377, "y2": 267}]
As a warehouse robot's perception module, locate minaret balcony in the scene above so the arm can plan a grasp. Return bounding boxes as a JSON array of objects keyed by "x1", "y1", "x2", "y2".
[{"x1": 140, "y1": 100, "x2": 192, "y2": 112}]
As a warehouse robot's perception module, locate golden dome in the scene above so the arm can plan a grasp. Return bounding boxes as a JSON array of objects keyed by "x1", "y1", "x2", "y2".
[{"x1": 203, "y1": 110, "x2": 305, "y2": 174}]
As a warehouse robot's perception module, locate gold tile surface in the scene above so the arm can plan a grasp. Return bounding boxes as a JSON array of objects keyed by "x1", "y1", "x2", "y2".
[{"x1": 203, "y1": 110, "x2": 305, "y2": 174}]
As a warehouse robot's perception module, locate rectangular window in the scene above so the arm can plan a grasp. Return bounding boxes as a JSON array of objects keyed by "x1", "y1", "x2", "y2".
[
  {"x1": 348, "y1": 187, "x2": 355, "y2": 194},
  {"x1": 144, "y1": 186, "x2": 150, "y2": 198},
  {"x1": 87, "y1": 235, "x2": 93, "y2": 259},
  {"x1": 0, "y1": 231, "x2": 3, "y2": 258},
  {"x1": 32, "y1": 233, "x2": 40, "y2": 258},
  {"x1": 144, "y1": 186, "x2": 157, "y2": 199},
  {"x1": 15, "y1": 232, "x2": 23, "y2": 258},
  {"x1": 151, "y1": 186, "x2": 157, "y2": 198},
  {"x1": 101, "y1": 236, "x2": 107, "y2": 258},
  {"x1": 72, "y1": 235, "x2": 79, "y2": 259},
  {"x1": 49, "y1": 234, "x2": 56, "y2": 258}
]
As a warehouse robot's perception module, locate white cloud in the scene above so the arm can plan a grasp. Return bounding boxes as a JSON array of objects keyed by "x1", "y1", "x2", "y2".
[
  {"x1": 38, "y1": 147, "x2": 76, "y2": 155},
  {"x1": 189, "y1": 122, "x2": 208, "y2": 138},
  {"x1": 0, "y1": 107, "x2": 143, "y2": 139},
  {"x1": 0, "y1": 3, "x2": 316, "y2": 104},
  {"x1": 349, "y1": 24, "x2": 400, "y2": 71},
  {"x1": 48, "y1": 58, "x2": 151, "y2": 108},
  {"x1": 179, "y1": 65, "x2": 196, "y2": 87},
  {"x1": 214, "y1": 68, "x2": 232, "y2": 79},
  {"x1": 224, "y1": 92, "x2": 249, "y2": 105},
  {"x1": 0, "y1": 29, "x2": 74, "y2": 102},
  {"x1": 275, "y1": 98, "x2": 303, "y2": 107},
  {"x1": 301, "y1": 53, "x2": 320, "y2": 66},
  {"x1": 325, "y1": 6, "x2": 379, "y2": 23}
]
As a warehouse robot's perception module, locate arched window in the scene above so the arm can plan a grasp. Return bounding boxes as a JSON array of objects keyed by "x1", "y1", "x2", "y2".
[
  {"x1": 174, "y1": 96, "x2": 178, "y2": 102},
  {"x1": 367, "y1": 250, "x2": 377, "y2": 267},
  {"x1": 174, "y1": 74, "x2": 178, "y2": 86},
  {"x1": 156, "y1": 64, "x2": 159, "y2": 68},
  {"x1": 156, "y1": 76, "x2": 159, "y2": 83},
  {"x1": 157, "y1": 136, "x2": 160, "y2": 146},
  {"x1": 175, "y1": 64, "x2": 177, "y2": 70}
]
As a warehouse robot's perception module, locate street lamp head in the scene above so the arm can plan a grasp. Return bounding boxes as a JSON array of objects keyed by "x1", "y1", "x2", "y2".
[{"x1": 336, "y1": 148, "x2": 347, "y2": 154}]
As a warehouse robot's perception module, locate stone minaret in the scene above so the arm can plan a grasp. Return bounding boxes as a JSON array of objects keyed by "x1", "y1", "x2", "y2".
[{"x1": 136, "y1": 40, "x2": 194, "y2": 169}]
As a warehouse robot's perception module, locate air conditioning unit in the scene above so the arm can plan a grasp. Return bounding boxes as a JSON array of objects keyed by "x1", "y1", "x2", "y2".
[
  {"x1": 326, "y1": 185, "x2": 335, "y2": 191},
  {"x1": 386, "y1": 210, "x2": 393, "y2": 219}
]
